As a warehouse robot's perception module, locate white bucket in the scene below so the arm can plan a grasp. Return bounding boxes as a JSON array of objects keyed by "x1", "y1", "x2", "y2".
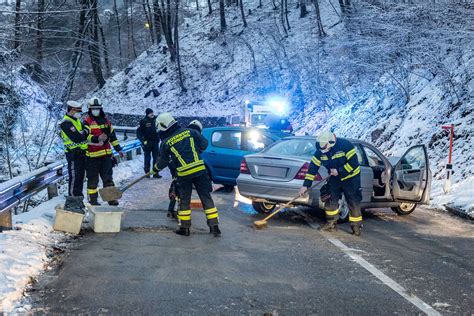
[
  {"x1": 53, "y1": 204, "x2": 85, "y2": 235},
  {"x1": 87, "y1": 205, "x2": 123, "y2": 233}
]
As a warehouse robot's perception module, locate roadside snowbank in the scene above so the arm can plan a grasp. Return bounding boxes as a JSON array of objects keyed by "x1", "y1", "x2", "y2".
[
  {"x1": 0, "y1": 156, "x2": 144, "y2": 313},
  {"x1": 431, "y1": 177, "x2": 474, "y2": 219}
]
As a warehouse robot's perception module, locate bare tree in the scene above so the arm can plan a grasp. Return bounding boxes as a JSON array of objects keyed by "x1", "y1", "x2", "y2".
[
  {"x1": 207, "y1": 0, "x2": 213, "y2": 14},
  {"x1": 88, "y1": 0, "x2": 106, "y2": 87},
  {"x1": 112, "y1": 0, "x2": 124, "y2": 67},
  {"x1": 239, "y1": 0, "x2": 247, "y2": 27},
  {"x1": 313, "y1": 0, "x2": 326, "y2": 37},
  {"x1": 299, "y1": 0, "x2": 308, "y2": 18},
  {"x1": 219, "y1": 0, "x2": 226, "y2": 31},
  {"x1": 174, "y1": 0, "x2": 186, "y2": 92},
  {"x1": 13, "y1": 0, "x2": 21, "y2": 50},
  {"x1": 35, "y1": 0, "x2": 45, "y2": 77}
]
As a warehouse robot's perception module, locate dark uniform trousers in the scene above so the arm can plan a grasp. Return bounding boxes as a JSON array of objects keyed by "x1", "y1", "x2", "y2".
[
  {"x1": 144, "y1": 141, "x2": 159, "y2": 173},
  {"x1": 325, "y1": 174, "x2": 363, "y2": 225},
  {"x1": 66, "y1": 151, "x2": 86, "y2": 197},
  {"x1": 177, "y1": 171, "x2": 218, "y2": 228},
  {"x1": 86, "y1": 156, "x2": 115, "y2": 201}
]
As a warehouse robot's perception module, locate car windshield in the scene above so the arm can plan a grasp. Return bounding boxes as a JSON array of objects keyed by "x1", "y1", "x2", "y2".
[
  {"x1": 263, "y1": 138, "x2": 316, "y2": 157},
  {"x1": 251, "y1": 114, "x2": 268, "y2": 125}
]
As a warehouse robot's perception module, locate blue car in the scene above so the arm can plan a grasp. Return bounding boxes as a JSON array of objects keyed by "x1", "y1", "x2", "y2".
[{"x1": 201, "y1": 127, "x2": 285, "y2": 188}]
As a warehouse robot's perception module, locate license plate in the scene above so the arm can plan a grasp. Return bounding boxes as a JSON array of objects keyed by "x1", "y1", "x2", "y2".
[{"x1": 258, "y1": 166, "x2": 288, "y2": 178}]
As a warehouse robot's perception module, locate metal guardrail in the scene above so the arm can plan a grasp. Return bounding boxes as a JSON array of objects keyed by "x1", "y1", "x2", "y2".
[{"x1": 0, "y1": 136, "x2": 142, "y2": 231}]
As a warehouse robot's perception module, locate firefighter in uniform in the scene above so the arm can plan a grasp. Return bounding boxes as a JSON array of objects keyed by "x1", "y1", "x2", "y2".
[
  {"x1": 83, "y1": 97, "x2": 124, "y2": 206},
  {"x1": 59, "y1": 101, "x2": 89, "y2": 211},
  {"x1": 166, "y1": 120, "x2": 205, "y2": 220},
  {"x1": 299, "y1": 131, "x2": 363, "y2": 236},
  {"x1": 152, "y1": 113, "x2": 221, "y2": 237},
  {"x1": 137, "y1": 108, "x2": 161, "y2": 178}
]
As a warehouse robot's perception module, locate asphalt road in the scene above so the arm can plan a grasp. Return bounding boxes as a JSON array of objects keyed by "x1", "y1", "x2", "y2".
[{"x1": 29, "y1": 171, "x2": 474, "y2": 315}]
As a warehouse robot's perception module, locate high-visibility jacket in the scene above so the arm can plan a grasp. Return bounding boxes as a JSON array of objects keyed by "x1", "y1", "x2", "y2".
[
  {"x1": 155, "y1": 125, "x2": 208, "y2": 177},
  {"x1": 60, "y1": 115, "x2": 88, "y2": 153},
  {"x1": 303, "y1": 138, "x2": 361, "y2": 187},
  {"x1": 83, "y1": 115, "x2": 122, "y2": 158}
]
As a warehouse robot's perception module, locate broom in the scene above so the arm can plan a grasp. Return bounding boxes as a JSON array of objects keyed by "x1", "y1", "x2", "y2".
[{"x1": 253, "y1": 176, "x2": 329, "y2": 230}]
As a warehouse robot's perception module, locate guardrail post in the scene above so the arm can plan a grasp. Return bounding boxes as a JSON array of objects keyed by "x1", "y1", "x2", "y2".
[
  {"x1": 47, "y1": 183, "x2": 59, "y2": 199},
  {"x1": 126, "y1": 151, "x2": 133, "y2": 161},
  {"x1": 0, "y1": 210, "x2": 13, "y2": 232},
  {"x1": 136, "y1": 147, "x2": 142, "y2": 155}
]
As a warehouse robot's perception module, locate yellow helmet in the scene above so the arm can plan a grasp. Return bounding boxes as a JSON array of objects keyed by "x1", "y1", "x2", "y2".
[
  {"x1": 317, "y1": 130, "x2": 336, "y2": 153},
  {"x1": 156, "y1": 112, "x2": 177, "y2": 131}
]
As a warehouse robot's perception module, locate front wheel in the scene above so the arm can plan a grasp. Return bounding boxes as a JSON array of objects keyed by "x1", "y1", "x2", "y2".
[
  {"x1": 252, "y1": 201, "x2": 277, "y2": 214},
  {"x1": 391, "y1": 203, "x2": 417, "y2": 215}
]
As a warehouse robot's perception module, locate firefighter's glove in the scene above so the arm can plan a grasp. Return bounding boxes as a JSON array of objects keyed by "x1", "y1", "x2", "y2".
[
  {"x1": 330, "y1": 168, "x2": 339, "y2": 177},
  {"x1": 299, "y1": 186, "x2": 308, "y2": 197},
  {"x1": 98, "y1": 133, "x2": 108, "y2": 142}
]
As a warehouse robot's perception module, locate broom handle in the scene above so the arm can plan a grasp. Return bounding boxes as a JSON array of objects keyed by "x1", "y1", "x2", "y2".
[
  {"x1": 120, "y1": 172, "x2": 151, "y2": 192},
  {"x1": 261, "y1": 175, "x2": 330, "y2": 222}
]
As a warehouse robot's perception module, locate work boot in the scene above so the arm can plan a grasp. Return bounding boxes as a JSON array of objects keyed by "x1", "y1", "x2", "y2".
[
  {"x1": 108, "y1": 200, "x2": 119, "y2": 206},
  {"x1": 351, "y1": 224, "x2": 362, "y2": 236},
  {"x1": 167, "y1": 211, "x2": 177, "y2": 219},
  {"x1": 145, "y1": 173, "x2": 151, "y2": 179},
  {"x1": 209, "y1": 225, "x2": 222, "y2": 237},
  {"x1": 153, "y1": 173, "x2": 163, "y2": 179},
  {"x1": 175, "y1": 227, "x2": 190, "y2": 236},
  {"x1": 89, "y1": 198, "x2": 101, "y2": 206},
  {"x1": 319, "y1": 222, "x2": 337, "y2": 232}
]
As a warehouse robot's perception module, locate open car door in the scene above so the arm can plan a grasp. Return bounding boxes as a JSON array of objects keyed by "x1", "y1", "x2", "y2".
[{"x1": 392, "y1": 145, "x2": 431, "y2": 204}]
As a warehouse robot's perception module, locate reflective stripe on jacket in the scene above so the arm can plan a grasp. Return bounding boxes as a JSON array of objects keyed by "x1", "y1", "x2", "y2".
[
  {"x1": 83, "y1": 115, "x2": 121, "y2": 158},
  {"x1": 304, "y1": 138, "x2": 360, "y2": 187},
  {"x1": 156, "y1": 127, "x2": 208, "y2": 178},
  {"x1": 60, "y1": 115, "x2": 88, "y2": 152}
]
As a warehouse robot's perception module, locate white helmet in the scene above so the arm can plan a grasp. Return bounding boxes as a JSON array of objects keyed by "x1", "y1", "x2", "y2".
[
  {"x1": 88, "y1": 97, "x2": 102, "y2": 109},
  {"x1": 317, "y1": 130, "x2": 336, "y2": 153},
  {"x1": 156, "y1": 112, "x2": 177, "y2": 131},
  {"x1": 188, "y1": 119, "x2": 203, "y2": 132},
  {"x1": 66, "y1": 100, "x2": 82, "y2": 111}
]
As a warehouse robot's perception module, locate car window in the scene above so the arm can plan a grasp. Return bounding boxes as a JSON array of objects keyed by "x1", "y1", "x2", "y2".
[
  {"x1": 363, "y1": 146, "x2": 384, "y2": 168},
  {"x1": 264, "y1": 139, "x2": 316, "y2": 157},
  {"x1": 243, "y1": 130, "x2": 274, "y2": 152},
  {"x1": 211, "y1": 131, "x2": 242, "y2": 150},
  {"x1": 398, "y1": 146, "x2": 426, "y2": 170}
]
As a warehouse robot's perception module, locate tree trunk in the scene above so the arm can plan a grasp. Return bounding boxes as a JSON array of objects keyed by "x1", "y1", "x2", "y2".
[
  {"x1": 129, "y1": 0, "x2": 138, "y2": 58},
  {"x1": 89, "y1": 0, "x2": 106, "y2": 88},
  {"x1": 299, "y1": 0, "x2": 308, "y2": 18},
  {"x1": 219, "y1": 0, "x2": 226, "y2": 31},
  {"x1": 113, "y1": 0, "x2": 123, "y2": 67},
  {"x1": 61, "y1": 0, "x2": 90, "y2": 102},
  {"x1": 35, "y1": 0, "x2": 45, "y2": 77},
  {"x1": 97, "y1": 14, "x2": 110, "y2": 76},
  {"x1": 174, "y1": 0, "x2": 186, "y2": 92},
  {"x1": 152, "y1": 0, "x2": 162, "y2": 43},
  {"x1": 239, "y1": 0, "x2": 247, "y2": 27},
  {"x1": 207, "y1": 0, "x2": 212, "y2": 14},
  {"x1": 160, "y1": 0, "x2": 176, "y2": 61},
  {"x1": 284, "y1": 0, "x2": 290, "y2": 30},
  {"x1": 143, "y1": 0, "x2": 155, "y2": 44},
  {"x1": 313, "y1": 0, "x2": 326, "y2": 37},
  {"x1": 13, "y1": 0, "x2": 21, "y2": 50}
]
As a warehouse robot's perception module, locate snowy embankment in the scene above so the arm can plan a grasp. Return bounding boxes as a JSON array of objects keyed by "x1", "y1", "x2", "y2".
[
  {"x1": 0, "y1": 157, "x2": 144, "y2": 312},
  {"x1": 297, "y1": 51, "x2": 474, "y2": 216}
]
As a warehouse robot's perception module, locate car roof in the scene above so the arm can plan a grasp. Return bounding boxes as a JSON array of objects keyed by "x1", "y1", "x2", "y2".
[
  {"x1": 203, "y1": 126, "x2": 287, "y2": 136},
  {"x1": 281, "y1": 135, "x2": 373, "y2": 147}
]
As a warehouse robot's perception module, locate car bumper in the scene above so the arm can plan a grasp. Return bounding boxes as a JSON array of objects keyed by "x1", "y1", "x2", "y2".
[{"x1": 236, "y1": 174, "x2": 324, "y2": 208}]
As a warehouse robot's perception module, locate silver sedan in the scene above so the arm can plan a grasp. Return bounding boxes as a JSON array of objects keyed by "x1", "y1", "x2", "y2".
[{"x1": 236, "y1": 136, "x2": 431, "y2": 220}]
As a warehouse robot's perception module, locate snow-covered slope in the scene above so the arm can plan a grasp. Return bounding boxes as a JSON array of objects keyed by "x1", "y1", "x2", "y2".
[{"x1": 92, "y1": 1, "x2": 473, "y2": 211}]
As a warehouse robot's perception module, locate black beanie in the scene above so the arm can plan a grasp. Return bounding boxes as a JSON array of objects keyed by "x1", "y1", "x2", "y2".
[{"x1": 145, "y1": 108, "x2": 153, "y2": 115}]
